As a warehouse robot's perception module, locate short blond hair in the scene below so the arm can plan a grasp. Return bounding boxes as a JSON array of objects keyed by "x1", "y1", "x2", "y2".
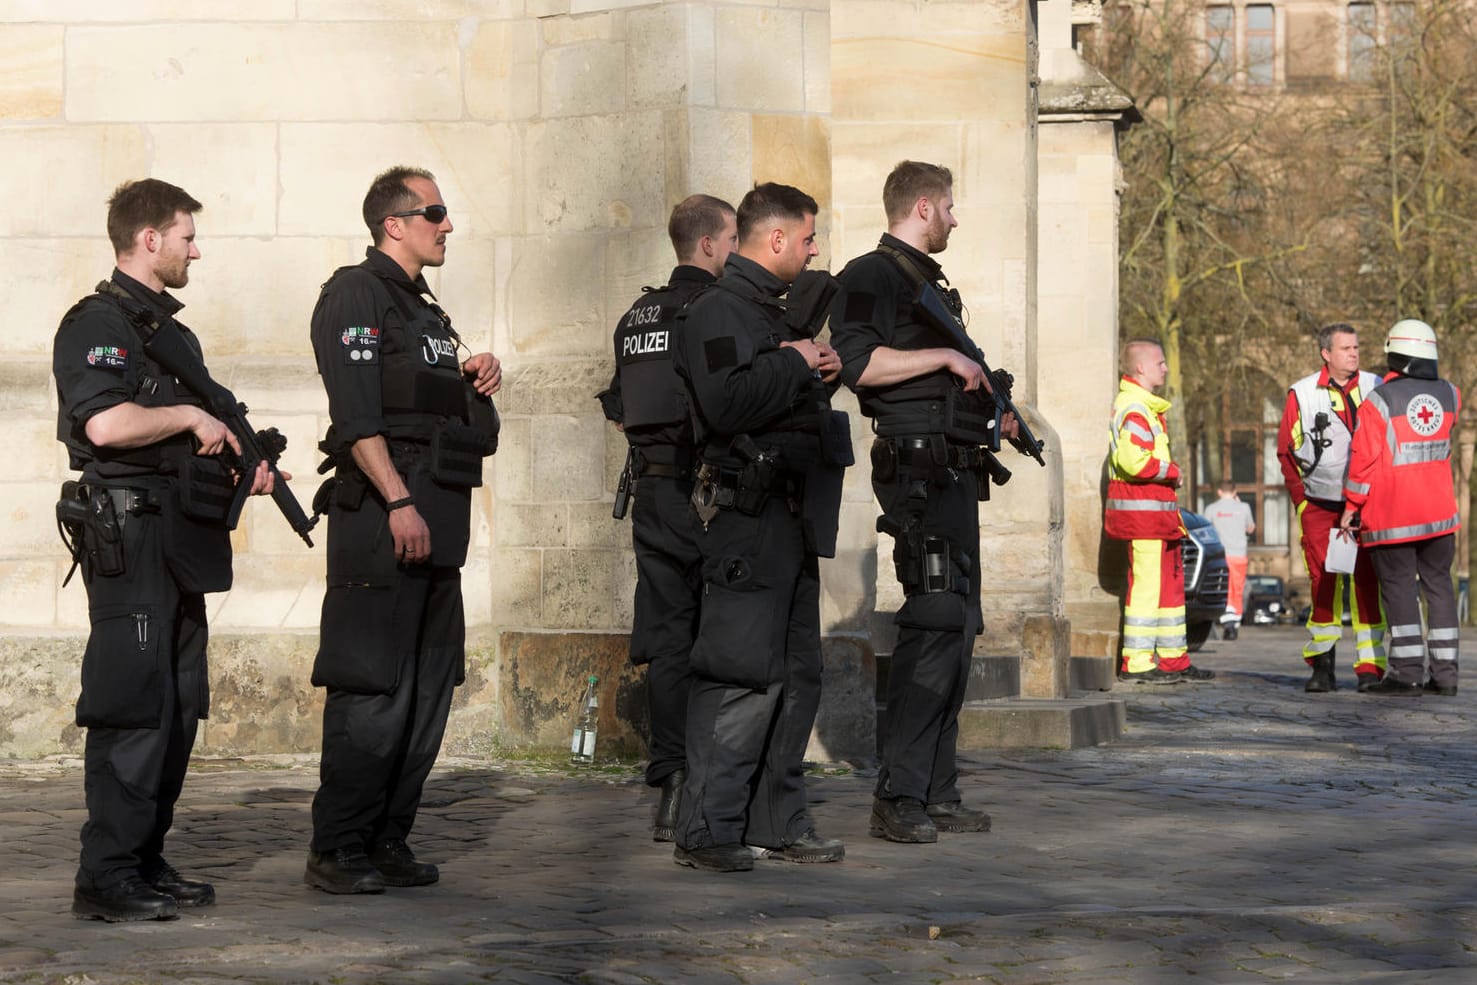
[{"x1": 1120, "y1": 338, "x2": 1163, "y2": 376}]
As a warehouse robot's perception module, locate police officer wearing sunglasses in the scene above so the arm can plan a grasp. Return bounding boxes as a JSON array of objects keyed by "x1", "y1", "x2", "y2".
[{"x1": 305, "y1": 166, "x2": 502, "y2": 894}]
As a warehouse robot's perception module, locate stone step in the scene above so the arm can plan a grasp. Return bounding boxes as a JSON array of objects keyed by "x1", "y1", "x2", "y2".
[{"x1": 956, "y1": 694, "x2": 1127, "y2": 750}]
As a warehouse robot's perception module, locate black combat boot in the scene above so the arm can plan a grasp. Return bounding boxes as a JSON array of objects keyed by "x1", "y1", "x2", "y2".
[
  {"x1": 1305, "y1": 651, "x2": 1336, "y2": 693},
  {"x1": 652, "y1": 768, "x2": 684, "y2": 843}
]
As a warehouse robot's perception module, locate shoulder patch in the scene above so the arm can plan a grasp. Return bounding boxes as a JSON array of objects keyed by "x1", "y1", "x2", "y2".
[
  {"x1": 704, "y1": 336, "x2": 739, "y2": 372},
  {"x1": 844, "y1": 291, "x2": 877, "y2": 324},
  {"x1": 341, "y1": 326, "x2": 381, "y2": 365},
  {"x1": 84, "y1": 345, "x2": 128, "y2": 371}
]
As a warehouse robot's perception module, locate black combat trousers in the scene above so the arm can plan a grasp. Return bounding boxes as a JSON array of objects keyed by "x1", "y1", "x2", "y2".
[
  {"x1": 676, "y1": 495, "x2": 823, "y2": 850},
  {"x1": 629, "y1": 474, "x2": 702, "y2": 786},
  {"x1": 873, "y1": 454, "x2": 982, "y2": 806},
  {"x1": 1370, "y1": 533, "x2": 1459, "y2": 688},
  {"x1": 76, "y1": 509, "x2": 208, "y2": 891},
  {"x1": 311, "y1": 562, "x2": 465, "y2": 854}
]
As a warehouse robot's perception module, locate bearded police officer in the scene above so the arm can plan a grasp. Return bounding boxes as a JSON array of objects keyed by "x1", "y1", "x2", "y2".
[
  {"x1": 830, "y1": 161, "x2": 1004, "y2": 844},
  {"x1": 305, "y1": 166, "x2": 502, "y2": 894},
  {"x1": 670, "y1": 182, "x2": 850, "y2": 873},
  {"x1": 54, "y1": 179, "x2": 277, "y2": 921},
  {"x1": 597, "y1": 194, "x2": 737, "y2": 841}
]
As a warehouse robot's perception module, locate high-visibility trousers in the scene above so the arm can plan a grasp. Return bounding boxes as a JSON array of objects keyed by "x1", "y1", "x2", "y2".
[
  {"x1": 1121, "y1": 538, "x2": 1189, "y2": 674},
  {"x1": 1298, "y1": 500, "x2": 1386, "y2": 673},
  {"x1": 1222, "y1": 555, "x2": 1249, "y2": 624}
]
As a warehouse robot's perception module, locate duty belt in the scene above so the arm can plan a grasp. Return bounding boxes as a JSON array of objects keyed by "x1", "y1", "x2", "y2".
[
  {"x1": 891, "y1": 436, "x2": 988, "y2": 470},
  {"x1": 637, "y1": 461, "x2": 692, "y2": 480},
  {"x1": 77, "y1": 484, "x2": 162, "y2": 529},
  {"x1": 632, "y1": 447, "x2": 695, "y2": 481},
  {"x1": 693, "y1": 462, "x2": 798, "y2": 512}
]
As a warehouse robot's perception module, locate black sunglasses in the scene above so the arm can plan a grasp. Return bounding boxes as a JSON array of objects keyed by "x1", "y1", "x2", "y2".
[{"x1": 385, "y1": 204, "x2": 448, "y2": 224}]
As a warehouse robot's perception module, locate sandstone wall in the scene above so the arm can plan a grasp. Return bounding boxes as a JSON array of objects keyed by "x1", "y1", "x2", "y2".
[
  {"x1": 0, "y1": 0, "x2": 1123, "y2": 759},
  {"x1": 0, "y1": 0, "x2": 838, "y2": 759}
]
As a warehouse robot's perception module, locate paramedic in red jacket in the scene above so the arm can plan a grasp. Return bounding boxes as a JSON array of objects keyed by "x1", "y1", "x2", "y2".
[{"x1": 1342, "y1": 319, "x2": 1462, "y2": 697}]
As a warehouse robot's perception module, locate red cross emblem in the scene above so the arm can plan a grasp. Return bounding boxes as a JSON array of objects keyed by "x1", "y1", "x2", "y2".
[{"x1": 1407, "y1": 394, "x2": 1443, "y2": 437}]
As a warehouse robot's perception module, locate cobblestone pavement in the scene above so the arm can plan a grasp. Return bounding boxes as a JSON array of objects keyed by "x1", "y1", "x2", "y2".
[{"x1": 3, "y1": 626, "x2": 1476, "y2": 984}]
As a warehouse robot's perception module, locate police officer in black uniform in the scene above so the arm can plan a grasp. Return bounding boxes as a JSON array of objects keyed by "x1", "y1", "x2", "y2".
[
  {"x1": 597, "y1": 194, "x2": 737, "y2": 842},
  {"x1": 305, "y1": 166, "x2": 502, "y2": 894},
  {"x1": 831, "y1": 161, "x2": 1008, "y2": 844},
  {"x1": 670, "y1": 183, "x2": 849, "y2": 872},
  {"x1": 53, "y1": 179, "x2": 277, "y2": 921}
]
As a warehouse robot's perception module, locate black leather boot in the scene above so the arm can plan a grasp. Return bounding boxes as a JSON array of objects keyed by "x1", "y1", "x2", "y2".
[
  {"x1": 653, "y1": 768, "x2": 684, "y2": 843},
  {"x1": 1305, "y1": 651, "x2": 1336, "y2": 693}
]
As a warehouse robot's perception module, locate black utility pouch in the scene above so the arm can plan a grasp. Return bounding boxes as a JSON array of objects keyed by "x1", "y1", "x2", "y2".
[
  {"x1": 733, "y1": 460, "x2": 773, "y2": 516},
  {"x1": 430, "y1": 421, "x2": 486, "y2": 488},
  {"x1": 332, "y1": 467, "x2": 368, "y2": 510},
  {"x1": 942, "y1": 386, "x2": 998, "y2": 448},
  {"x1": 178, "y1": 456, "x2": 235, "y2": 523}
]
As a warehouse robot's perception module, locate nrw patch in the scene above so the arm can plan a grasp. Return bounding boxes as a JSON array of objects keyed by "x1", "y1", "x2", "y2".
[
  {"x1": 85, "y1": 345, "x2": 127, "y2": 370},
  {"x1": 341, "y1": 326, "x2": 380, "y2": 366},
  {"x1": 1407, "y1": 393, "x2": 1444, "y2": 437}
]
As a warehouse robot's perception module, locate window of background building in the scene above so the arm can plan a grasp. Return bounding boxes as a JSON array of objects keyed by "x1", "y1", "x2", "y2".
[
  {"x1": 1246, "y1": 5, "x2": 1277, "y2": 85},
  {"x1": 1348, "y1": 2, "x2": 1377, "y2": 83},
  {"x1": 1206, "y1": 5, "x2": 1235, "y2": 81}
]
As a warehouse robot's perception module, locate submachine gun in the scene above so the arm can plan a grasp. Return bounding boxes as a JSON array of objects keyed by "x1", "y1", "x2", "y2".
[
  {"x1": 911, "y1": 281, "x2": 1046, "y2": 485},
  {"x1": 98, "y1": 282, "x2": 319, "y2": 547}
]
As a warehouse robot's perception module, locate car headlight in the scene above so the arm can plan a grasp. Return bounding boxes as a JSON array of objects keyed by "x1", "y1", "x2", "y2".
[{"x1": 1269, "y1": 602, "x2": 1282, "y2": 613}]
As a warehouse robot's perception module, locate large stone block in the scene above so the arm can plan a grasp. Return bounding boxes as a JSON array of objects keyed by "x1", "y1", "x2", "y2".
[
  {"x1": 466, "y1": 19, "x2": 541, "y2": 122},
  {"x1": 280, "y1": 124, "x2": 522, "y2": 239},
  {"x1": 492, "y1": 416, "x2": 532, "y2": 502},
  {"x1": 147, "y1": 125, "x2": 278, "y2": 236},
  {"x1": 752, "y1": 114, "x2": 832, "y2": 208},
  {"x1": 444, "y1": 636, "x2": 503, "y2": 758},
  {"x1": 211, "y1": 553, "x2": 324, "y2": 631},
  {"x1": 497, "y1": 501, "x2": 570, "y2": 548},
  {"x1": 194, "y1": 632, "x2": 322, "y2": 756},
  {"x1": 184, "y1": 238, "x2": 358, "y2": 358},
  {"x1": 542, "y1": 549, "x2": 619, "y2": 629},
  {"x1": 0, "y1": 636, "x2": 80, "y2": 759},
  {"x1": 603, "y1": 227, "x2": 678, "y2": 325},
  {"x1": 833, "y1": 35, "x2": 1025, "y2": 124},
  {"x1": 497, "y1": 630, "x2": 646, "y2": 756},
  {"x1": 66, "y1": 23, "x2": 461, "y2": 122},
  {"x1": 526, "y1": 113, "x2": 665, "y2": 233},
  {"x1": 0, "y1": 0, "x2": 295, "y2": 20},
  {"x1": 0, "y1": 25, "x2": 61, "y2": 118},
  {"x1": 628, "y1": 3, "x2": 714, "y2": 109},
  {"x1": 0, "y1": 559, "x2": 60, "y2": 628},
  {"x1": 0, "y1": 361, "x2": 52, "y2": 413},
  {"x1": 832, "y1": 1, "x2": 1020, "y2": 37},
  {"x1": 495, "y1": 359, "x2": 611, "y2": 417},
  {"x1": 0, "y1": 481, "x2": 67, "y2": 557},
  {"x1": 803, "y1": 10, "x2": 830, "y2": 113},
  {"x1": 541, "y1": 40, "x2": 627, "y2": 118},
  {"x1": 530, "y1": 413, "x2": 606, "y2": 503},
  {"x1": 670, "y1": 108, "x2": 753, "y2": 207},
  {"x1": 570, "y1": 500, "x2": 626, "y2": 550},
  {"x1": 15, "y1": 416, "x2": 59, "y2": 482},
  {"x1": 715, "y1": 7, "x2": 806, "y2": 112},
  {"x1": 0, "y1": 127, "x2": 146, "y2": 239},
  {"x1": 504, "y1": 235, "x2": 607, "y2": 357},
  {"x1": 488, "y1": 548, "x2": 544, "y2": 627},
  {"x1": 301, "y1": 0, "x2": 522, "y2": 18},
  {"x1": 831, "y1": 122, "x2": 961, "y2": 208},
  {"x1": 432, "y1": 236, "x2": 499, "y2": 355}
]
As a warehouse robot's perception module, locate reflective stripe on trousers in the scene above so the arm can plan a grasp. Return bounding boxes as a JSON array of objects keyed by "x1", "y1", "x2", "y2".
[{"x1": 1121, "y1": 538, "x2": 1188, "y2": 674}]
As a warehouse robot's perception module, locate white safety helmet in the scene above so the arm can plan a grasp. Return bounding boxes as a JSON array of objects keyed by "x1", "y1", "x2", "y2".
[{"x1": 1385, "y1": 319, "x2": 1438, "y2": 360}]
